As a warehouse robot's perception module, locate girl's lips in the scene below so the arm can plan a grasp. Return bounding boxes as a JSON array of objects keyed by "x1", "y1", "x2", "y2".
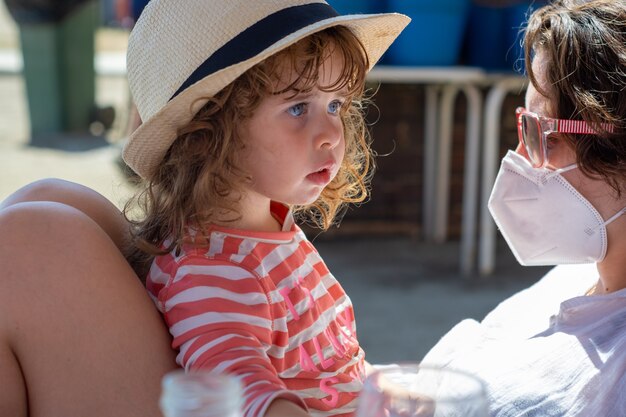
[{"x1": 306, "y1": 168, "x2": 332, "y2": 185}]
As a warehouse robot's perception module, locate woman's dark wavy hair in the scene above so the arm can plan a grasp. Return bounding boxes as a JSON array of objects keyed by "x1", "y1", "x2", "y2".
[
  {"x1": 124, "y1": 26, "x2": 372, "y2": 280},
  {"x1": 524, "y1": 0, "x2": 626, "y2": 192}
]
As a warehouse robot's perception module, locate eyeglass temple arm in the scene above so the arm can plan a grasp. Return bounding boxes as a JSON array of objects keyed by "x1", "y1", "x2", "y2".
[{"x1": 556, "y1": 118, "x2": 615, "y2": 134}]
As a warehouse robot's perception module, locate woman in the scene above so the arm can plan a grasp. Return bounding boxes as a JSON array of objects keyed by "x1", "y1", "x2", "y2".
[{"x1": 422, "y1": 0, "x2": 626, "y2": 415}]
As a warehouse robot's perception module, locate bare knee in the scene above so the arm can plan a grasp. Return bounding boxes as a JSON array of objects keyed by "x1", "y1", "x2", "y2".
[
  {"x1": 0, "y1": 201, "x2": 123, "y2": 296},
  {"x1": 0, "y1": 200, "x2": 98, "y2": 244},
  {"x1": 0, "y1": 180, "x2": 130, "y2": 251},
  {"x1": 0, "y1": 201, "x2": 110, "y2": 305},
  {"x1": 0, "y1": 178, "x2": 76, "y2": 209}
]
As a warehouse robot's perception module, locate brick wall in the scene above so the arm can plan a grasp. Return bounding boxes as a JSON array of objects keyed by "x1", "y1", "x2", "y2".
[{"x1": 309, "y1": 82, "x2": 525, "y2": 240}]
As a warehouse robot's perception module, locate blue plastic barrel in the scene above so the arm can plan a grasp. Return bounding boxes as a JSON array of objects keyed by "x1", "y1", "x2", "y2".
[
  {"x1": 466, "y1": 4, "x2": 508, "y2": 70},
  {"x1": 385, "y1": 0, "x2": 471, "y2": 66},
  {"x1": 466, "y1": 1, "x2": 548, "y2": 72}
]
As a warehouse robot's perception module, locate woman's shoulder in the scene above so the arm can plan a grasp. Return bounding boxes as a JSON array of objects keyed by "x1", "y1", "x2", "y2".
[{"x1": 481, "y1": 264, "x2": 598, "y2": 329}]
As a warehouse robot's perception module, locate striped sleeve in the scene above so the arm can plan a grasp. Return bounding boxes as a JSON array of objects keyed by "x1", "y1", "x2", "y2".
[{"x1": 159, "y1": 255, "x2": 307, "y2": 417}]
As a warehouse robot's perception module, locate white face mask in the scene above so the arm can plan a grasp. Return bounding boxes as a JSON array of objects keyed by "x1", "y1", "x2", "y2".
[{"x1": 488, "y1": 150, "x2": 626, "y2": 266}]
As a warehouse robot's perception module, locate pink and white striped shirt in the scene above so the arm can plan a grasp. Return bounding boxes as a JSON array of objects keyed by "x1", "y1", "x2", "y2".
[{"x1": 146, "y1": 203, "x2": 366, "y2": 417}]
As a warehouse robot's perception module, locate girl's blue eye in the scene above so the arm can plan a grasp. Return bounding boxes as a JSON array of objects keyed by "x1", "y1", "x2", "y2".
[
  {"x1": 328, "y1": 100, "x2": 343, "y2": 115},
  {"x1": 288, "y1": 103, "x2": 307, "y2": 117}
]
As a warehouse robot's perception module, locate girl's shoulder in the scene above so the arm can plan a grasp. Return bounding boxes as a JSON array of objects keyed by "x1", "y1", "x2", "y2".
[
  {"x1": 148, "y1": 246, "x2": 265, "y2": 303},
  {"x1": 153, "y1": 243, "x2": 251, "y2": 277}
]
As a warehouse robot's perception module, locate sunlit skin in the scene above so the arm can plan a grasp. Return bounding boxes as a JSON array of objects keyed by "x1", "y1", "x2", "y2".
[
  {"x1": 516, "y1": 51, "x2": 626, "y2": 294},
  {"x1": 232, "y1": 49, "x2": 348, "y2": 233}
]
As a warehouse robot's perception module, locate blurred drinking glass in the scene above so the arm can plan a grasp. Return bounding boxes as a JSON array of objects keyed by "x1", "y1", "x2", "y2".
[
  {"x1": 159, "y1": 370, "x2": 243, "y2": 417},
  {"x1": 356, "y1": 363, "x2": 488, "y2": 417}
]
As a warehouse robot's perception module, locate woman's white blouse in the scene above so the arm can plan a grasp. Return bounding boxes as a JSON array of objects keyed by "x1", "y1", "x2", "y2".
[{"x1": 423, "y1": 264, "x2": 626, "y2": 417}]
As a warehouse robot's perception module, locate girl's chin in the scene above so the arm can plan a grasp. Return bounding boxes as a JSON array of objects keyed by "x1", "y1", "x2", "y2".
[
  {"x1": 278, "y1": 185, "x2": 327, "y2": 206},
  {"x1": 286, "y1": 194, "x2": 322, "y2": 207}
]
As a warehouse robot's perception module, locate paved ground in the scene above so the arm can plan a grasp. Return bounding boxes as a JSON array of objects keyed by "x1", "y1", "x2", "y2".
[{"x1": 0, "y1": 4, "x2": 552, "y2": 364}]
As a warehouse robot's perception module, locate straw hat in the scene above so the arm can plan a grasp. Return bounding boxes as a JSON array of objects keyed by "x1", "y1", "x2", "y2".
[{"x1": 122, "y1": 0, "x2": 410, "y2": 179}]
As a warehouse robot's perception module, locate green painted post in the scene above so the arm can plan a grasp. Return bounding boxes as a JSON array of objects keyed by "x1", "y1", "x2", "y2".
[
  {"x1": 16, "y1": 0, "x2": 97, "y2": 142},
  {"x1": 59, "y1": 0, "x2": 97, "y2": 133},
  {"x1": 19, "y1": 22, "x2": 64, "y2": 136}
]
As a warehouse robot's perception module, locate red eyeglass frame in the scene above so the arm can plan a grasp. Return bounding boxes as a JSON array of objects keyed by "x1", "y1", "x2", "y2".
[{"x1": 516, "y1": 107, "x2": 615, "y2": 168}]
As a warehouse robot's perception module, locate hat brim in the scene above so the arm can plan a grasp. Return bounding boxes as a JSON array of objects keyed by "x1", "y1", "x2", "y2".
[{"x1": 123, "y1": 12, "x2": 410, "y2": 179}]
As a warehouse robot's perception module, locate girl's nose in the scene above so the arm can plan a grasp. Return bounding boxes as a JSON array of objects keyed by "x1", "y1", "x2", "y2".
[{"x1": 315, "y1": 115, "x2": 343, "y2": 149}]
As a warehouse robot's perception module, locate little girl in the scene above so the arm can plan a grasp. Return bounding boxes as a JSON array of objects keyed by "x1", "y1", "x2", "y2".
[{"x1": 121, "y1": 1, "x2": 409, "y2": 417}]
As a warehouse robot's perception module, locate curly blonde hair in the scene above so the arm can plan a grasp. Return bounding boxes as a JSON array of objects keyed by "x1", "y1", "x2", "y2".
[{"x1": 125, "y1": 26, "x2": 371, "y2": 277}]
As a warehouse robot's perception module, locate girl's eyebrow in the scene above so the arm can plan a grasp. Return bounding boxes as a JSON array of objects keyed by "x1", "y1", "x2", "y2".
[
  {"x1": 280, "y1": 90, "x2": 315, "y2": 101},
  {"x1": 281, "y1": 88, "x2": 350, "y2": 101},
  {"x1": 276, "y1": 83, "x2": 351, "y2": 102}
]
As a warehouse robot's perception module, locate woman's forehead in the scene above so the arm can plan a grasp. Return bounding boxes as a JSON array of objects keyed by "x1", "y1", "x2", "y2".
[{"x1": 526, "y1": 50, "x2": 553, "y2": 113}]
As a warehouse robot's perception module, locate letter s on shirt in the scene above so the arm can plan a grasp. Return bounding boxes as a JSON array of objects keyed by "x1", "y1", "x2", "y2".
[{"x1": 320, "y1": 377, "x2": 339, "y2": 407}]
